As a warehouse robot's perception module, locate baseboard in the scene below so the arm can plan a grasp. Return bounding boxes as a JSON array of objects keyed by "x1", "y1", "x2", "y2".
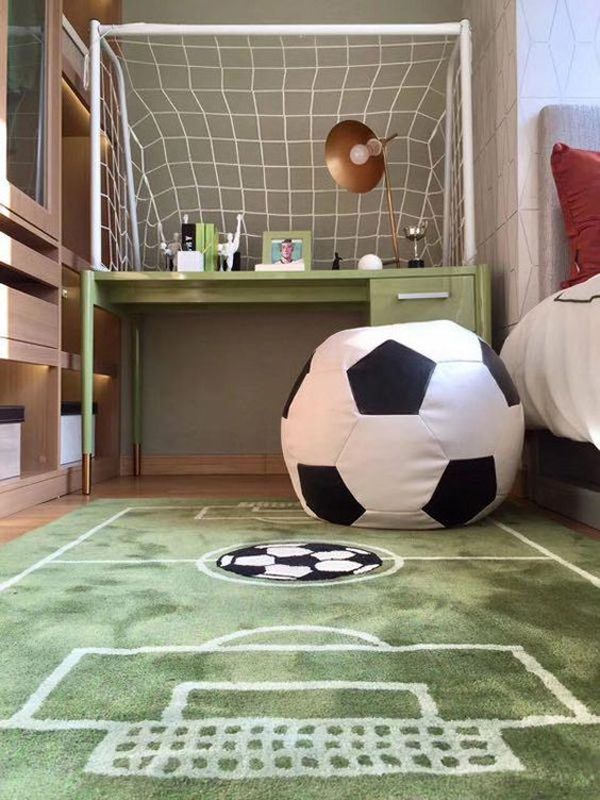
[
  {"x1": 532, "y1": 475, "x2": 600, "y2": 530},
  {"x1": 0, "y1": 456, "x2": 120, "y2": 518},
  {"x1": 119, "y1": 454, "x2": 288, "y2": 476}
]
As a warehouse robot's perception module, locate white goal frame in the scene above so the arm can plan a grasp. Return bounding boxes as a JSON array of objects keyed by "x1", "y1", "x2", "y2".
[{"x1": 89, "y1": 20, "x2": 476, "y2": 272}]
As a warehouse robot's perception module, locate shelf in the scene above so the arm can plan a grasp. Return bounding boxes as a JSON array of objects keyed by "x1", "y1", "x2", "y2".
[
  {"x1": 61, "y1": 368, "x2": 120, "y2": 462},
  {"x1": 61, "y1": 244, "x2": 90, "y2": 273},
  {"x1": 0, "y1": 204, "x2": 60, "y2": 251},
  {"x1": 62, "y1": 17, "x2": 89, "y2": 106},
  {"x1": 0, "y1": 466, "x2": 59, "y2": 493},
  {"x1": 62, "y1": 80, "x2": 91, "y2": 263},
  {"x1": 60, "y1": 351, "x2": 81, "y2": 371},
  {"x1": 0, "y1": 284, "x2": 59, "y2": 349},
  {"x1": 0, "y1": 361, "x2": 59, "y2": 478},
  {"x1": 0, "y1": 231, "x2": 60, "y2": 288},
  {"x1": 0, "y1": 337, "x2": 59, "y2": 367},
  {"x1": 60, "y1": 351, "x2": 119, "y2": 378}
]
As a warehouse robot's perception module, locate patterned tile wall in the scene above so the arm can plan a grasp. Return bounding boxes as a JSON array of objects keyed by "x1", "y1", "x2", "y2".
[
  {"x1": 463, "y1": 0, "x2": 518, "y2": 342},
  {"x1": 465, "y1": 0, "x2": 600, "y2": 341},
  {"x1": 517, "y1": 0, "x2": 600, "y2": 317}
]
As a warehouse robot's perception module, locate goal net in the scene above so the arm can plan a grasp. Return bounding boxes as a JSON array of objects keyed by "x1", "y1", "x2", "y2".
[{"x1": 93, "y1": 25, "x2": 472, "y2": 271}]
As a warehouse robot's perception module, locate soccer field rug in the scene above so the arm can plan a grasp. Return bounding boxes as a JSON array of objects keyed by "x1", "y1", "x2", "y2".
[{"x1": 0, "y1": 500, "x2": 599, "y2": 799}]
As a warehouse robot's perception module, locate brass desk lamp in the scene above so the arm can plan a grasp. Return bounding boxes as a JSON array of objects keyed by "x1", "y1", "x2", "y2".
[{"x1": 325, "y1": 120, "x2": 401, "y2": 267}]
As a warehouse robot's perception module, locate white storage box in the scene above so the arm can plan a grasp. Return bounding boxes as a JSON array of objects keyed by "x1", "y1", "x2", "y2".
[
  {"x1": 0, "y1": 406, "x2": 25, "y2": 481},
  {"x1": 175, "y1": 251, "x2": 204, "y2": 271},
  {"x1": 60, "y1": 402, "x2": 97, "y2": 466}
]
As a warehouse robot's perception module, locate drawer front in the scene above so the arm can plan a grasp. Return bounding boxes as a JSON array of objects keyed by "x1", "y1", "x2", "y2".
[
  {"x1": 0, "y1": 232, "x2": 60, "y2": 287},
  {"x1": 369, "y1": 275, "x2": 476, "y2": 330},
  {"x1": 2, "y1": 286, "x2": 58, "y2": 348}
]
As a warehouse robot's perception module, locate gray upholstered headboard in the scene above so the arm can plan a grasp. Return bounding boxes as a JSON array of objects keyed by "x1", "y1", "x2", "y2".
[{"x1": 539, "y1": 104, "x2": 600, "y2": 298}]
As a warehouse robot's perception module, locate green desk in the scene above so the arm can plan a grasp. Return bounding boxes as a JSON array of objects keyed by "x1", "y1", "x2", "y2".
[{"x1": 80, "y1": 265, "x2": 491, "y2": 494}]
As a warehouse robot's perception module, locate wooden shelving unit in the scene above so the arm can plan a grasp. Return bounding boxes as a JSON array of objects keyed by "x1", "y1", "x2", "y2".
[{"x1": 0, "y1": 4, "x2": 123, "y2": 517}]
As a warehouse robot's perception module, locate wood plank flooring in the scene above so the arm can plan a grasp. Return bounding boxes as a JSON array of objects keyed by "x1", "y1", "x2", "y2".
[
  {"x1": 0, "y1": 474, "x2": 597, "y2": 545},
  {"x1": 0, "y1": 475, "x2": 295, "y2": 544}
]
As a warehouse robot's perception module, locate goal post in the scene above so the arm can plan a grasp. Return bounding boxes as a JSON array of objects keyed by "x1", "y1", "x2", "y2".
[{"x1": 89, "y1": 20, "x2": 476, "y2": 272}]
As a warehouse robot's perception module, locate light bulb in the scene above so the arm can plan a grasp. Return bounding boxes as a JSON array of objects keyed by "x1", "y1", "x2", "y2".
[
  {"x1": 349, "y1": 143, "x2": 370, "y2": 166},
  {"x1": 366, "y1": 137, "x2": 382, "y2": 157}
]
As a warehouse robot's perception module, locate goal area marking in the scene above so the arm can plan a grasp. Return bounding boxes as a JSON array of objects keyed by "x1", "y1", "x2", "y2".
[{"x1": 0, "y1": 625, "x2": 597, "y2": 780}]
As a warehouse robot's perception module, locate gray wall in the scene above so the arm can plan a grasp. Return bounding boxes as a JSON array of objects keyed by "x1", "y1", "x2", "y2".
[
  {"x1": 121, "y1": 0, "x2": 464, "y2": 457},
  {"x1": 124, "y1": 1, "x2": 464, "y2": 26},
  {"x1": 122, "y1": 308, "x2": 365, "y2": 456}
]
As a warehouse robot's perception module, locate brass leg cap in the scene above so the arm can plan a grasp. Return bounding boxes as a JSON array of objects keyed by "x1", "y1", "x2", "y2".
[
  {"x1": 82, "y1": 453, "x2": 92, "y2": 495},
  {"x1": 133, "y1": 444, "x2": 142, "y2": 477}
]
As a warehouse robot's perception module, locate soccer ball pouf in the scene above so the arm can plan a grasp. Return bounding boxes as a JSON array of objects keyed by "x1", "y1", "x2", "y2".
[{"x1": 281, "y1": 320, "x2": 524, "y2": 529}]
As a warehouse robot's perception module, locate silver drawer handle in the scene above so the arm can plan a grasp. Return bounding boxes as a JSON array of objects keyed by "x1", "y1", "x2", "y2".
[{"x1": 397, "y1": 291, "x2": 450, "y2": 301}]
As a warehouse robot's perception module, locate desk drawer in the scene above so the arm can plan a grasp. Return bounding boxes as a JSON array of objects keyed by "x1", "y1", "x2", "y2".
[{"x1": 369, "y1": 274, "x2": 476, "y2": 330}]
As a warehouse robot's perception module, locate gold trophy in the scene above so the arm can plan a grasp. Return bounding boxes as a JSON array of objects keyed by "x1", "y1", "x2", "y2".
[{"x1": 403, "y1": 221, "x2": 428, "y2": 269}]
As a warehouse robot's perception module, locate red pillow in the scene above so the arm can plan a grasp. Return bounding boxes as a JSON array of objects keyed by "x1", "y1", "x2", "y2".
[{"x1": 551, "y1": 142, "x2": 600, "y2": 288}]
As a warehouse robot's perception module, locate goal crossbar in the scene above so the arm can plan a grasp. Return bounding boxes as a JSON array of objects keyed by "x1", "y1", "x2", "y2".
[
  {"x1": 97, "y1": 22, "x2": 465, "y2": 38},
  {"x1": 89, "y1": 19, "x2": 475, "y2": 272}
]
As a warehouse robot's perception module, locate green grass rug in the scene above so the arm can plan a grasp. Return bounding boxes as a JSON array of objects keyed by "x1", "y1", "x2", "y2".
[{"x1": 0, "y1": 499, "x2": 599, "y2": 799}]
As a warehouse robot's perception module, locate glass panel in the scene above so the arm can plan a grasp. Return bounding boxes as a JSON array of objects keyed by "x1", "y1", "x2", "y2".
[{"x1": 6, "y1": 0, "x2": 46, "y2": 204}]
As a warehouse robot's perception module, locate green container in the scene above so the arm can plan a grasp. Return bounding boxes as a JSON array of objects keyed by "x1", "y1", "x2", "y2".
[{"x1": 196, "y1": 223, "x2": 219, "y2": 271}]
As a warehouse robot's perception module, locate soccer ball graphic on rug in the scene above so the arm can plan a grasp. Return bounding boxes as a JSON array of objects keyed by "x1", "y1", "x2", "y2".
[
  {"x1": 217, "y1": 542, "x2": 382, "y2": 581},
  {"x1": 281, "y1": 320, "x2": 524, "y2": 529}
]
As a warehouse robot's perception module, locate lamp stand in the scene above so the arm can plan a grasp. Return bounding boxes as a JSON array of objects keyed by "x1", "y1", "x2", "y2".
[{"x1": 381, "y1": 134, "x2": 401, "y2": 268}]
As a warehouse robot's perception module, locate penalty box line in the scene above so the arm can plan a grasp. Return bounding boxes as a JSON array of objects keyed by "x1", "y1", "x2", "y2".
[
  {"x1": 3, "y1": 629, "x2": 595, "y2": 730},
  {"x1": 492, "y1": 520, "x2": 600, "y2": 589}
]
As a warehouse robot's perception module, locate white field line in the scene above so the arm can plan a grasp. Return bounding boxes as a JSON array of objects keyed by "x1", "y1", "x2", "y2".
[
  {"x1": 0, "y1": 508, "x2": 132, "y2": 594},
  {"x1": 9, "y1": 648, "x2": 88, "y2": 723},
  {"x1": 0, "y1": 503, "x2": 303, "y2": 591},
  {"x1": 512, "y1": 649, "x2": 591, "y2": 719},
  {"x1": 51, "y1": 558, "x2": 200, "y2": 565},
  {"x1": 401, "y1": 556, "x2": 550, "y2": 561},
  {"x1": 49, "y1": 555, "x2": 552, "y2": 566},
  {"x1": 4, "y1": 625, "x2": 594, "y2": 729},
  {"x1": 492, "y1": 520, "x2": 600, "y2": 589},
  {"x1": 3, "y1": 712, "x2": 597, "y2": 735},
  {"x1": 160, "y1": 680, "x2": 439, "y2": 722}
]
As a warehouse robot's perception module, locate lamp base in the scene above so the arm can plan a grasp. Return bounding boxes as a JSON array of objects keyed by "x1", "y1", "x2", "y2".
[{"x1": 408, "y1": 259, "x2": 425, "y2": 269}]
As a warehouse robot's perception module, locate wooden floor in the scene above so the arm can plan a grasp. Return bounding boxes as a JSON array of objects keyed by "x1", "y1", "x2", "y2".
[
  {"x1": 0, "y1": 475, "x2": 295, "y2": 544},
  {"x1": 0, "y1": 474, "x2": 598, "y2": 545}
]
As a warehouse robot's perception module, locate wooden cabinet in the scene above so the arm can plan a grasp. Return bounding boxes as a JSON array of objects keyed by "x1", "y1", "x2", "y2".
[
  {"x1": 0, "y1": 0, "x2": 61, "y2": 241},
  {"x1": 0, "y1": 6, "x2": 123, "y2": 516}
]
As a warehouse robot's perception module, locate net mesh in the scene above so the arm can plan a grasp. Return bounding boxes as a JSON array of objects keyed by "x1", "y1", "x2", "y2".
[
  {"x1": 86, "y1": 718, "x2": 519, "y2": 778},
  {"x1": 98, "y1": 33, "x2": 465, "y2": 271}
]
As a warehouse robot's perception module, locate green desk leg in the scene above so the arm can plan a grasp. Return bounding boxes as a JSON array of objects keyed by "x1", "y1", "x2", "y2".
[
  {"x1": 81, "y1": 271, "x2": 95, "y2": 495},
  {"x1": 475, "y1": 264, "x2": 492, "y2": 343},
  {"x1": 132, "y1": 318, "x2": 142, "y2": 476}
]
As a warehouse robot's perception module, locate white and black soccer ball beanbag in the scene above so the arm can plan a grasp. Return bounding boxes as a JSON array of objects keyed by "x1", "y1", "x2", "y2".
[{"x1": 281, "y1": 320, "x2": 524, "y2": 529}]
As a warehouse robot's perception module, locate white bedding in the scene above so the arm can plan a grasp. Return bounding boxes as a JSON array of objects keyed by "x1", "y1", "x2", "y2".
[{"x1": 501, "y1": 274, "x2": 600, "y2": 448}]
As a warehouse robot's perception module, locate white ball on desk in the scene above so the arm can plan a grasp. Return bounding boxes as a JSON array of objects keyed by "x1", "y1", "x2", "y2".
[{"x1": 357, "y1": 253, "x2": 383, "y2": 271}]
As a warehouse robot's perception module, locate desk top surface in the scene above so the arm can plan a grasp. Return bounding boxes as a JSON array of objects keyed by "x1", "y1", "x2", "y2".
[{"x1": 93, "y1": 265, "x2": 481, "y2": 286}]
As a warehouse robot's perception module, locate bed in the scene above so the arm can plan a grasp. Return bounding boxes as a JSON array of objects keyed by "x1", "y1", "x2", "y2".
[{"x1": 501, "y1": 104, "x2": 600, "y2": 528}]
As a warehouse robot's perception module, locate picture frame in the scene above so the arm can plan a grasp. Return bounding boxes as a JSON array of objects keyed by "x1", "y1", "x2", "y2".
[{"x1": 260, "y1": 230, "x2": 312, "y2": 271}]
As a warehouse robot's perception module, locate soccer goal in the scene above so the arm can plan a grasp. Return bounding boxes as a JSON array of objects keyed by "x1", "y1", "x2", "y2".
[{"x1": 88, "y1": 21, "x2": 475, "y2": 272}]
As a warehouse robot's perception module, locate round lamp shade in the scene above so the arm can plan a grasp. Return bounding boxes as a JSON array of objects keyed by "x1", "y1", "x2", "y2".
[{"x1": 325, "y1": 120, "x2": 385, "y2": 193}]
